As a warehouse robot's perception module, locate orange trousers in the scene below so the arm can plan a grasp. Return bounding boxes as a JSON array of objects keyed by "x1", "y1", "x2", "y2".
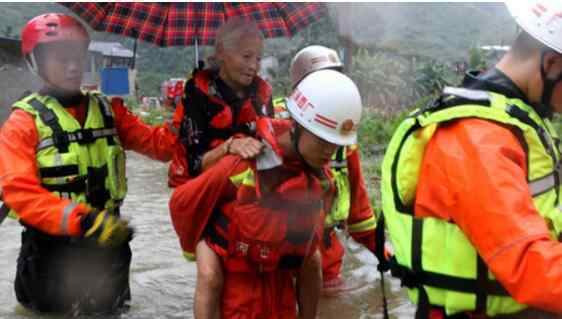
[
  {"x1": 221, "y1": 269, "x2": 297, "y2": 319},
  {"x1": 320, "y1": 230, "x2": 344, "y2": 282}
]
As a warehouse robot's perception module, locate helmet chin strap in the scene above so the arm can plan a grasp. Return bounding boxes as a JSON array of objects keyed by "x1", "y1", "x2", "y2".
[
  {"x1": 290, "y1": 125, "x2": 321, "y2": 176},
  {"x1": 25, "y1": 52, "x2": 39, "y2": 77},
  {"x1": 537, "y1": 50, "x2": 562, "y2": 118}
]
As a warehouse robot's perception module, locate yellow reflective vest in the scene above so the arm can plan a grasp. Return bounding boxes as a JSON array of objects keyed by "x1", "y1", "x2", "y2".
[
  {"x1": 13, "y1": 93, "x2": 127, "y2": 220},
  {"x1": 381, "y1": 87, "x2": 562, "y2": 317}
]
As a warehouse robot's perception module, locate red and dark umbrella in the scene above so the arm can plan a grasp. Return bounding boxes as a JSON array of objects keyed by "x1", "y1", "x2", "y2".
[{"x1": 61, "y1": 2, "x2": 326, "y2": 47}]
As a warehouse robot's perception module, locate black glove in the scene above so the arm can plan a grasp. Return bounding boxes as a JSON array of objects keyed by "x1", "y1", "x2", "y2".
[{"x1": 80, "y1": 210, "x2": 134, "y2": 247}]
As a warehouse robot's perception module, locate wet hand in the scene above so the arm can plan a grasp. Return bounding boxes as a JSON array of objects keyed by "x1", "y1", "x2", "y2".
[
  {"x1": 80, "y1": 210, "x2": 134, "y2": 248},
  {"x1": 227, "y1": 137, "x2": 264, "y2": 159}
]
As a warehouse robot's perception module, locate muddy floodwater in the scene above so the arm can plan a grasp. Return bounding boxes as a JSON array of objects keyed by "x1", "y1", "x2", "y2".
[{"x1": 0, "y1": 152, "x2": 414, "y2": 319}]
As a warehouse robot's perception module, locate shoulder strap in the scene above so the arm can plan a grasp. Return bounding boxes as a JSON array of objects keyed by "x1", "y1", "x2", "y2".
[
  {"x1": 92, "y1": 94, "x2": 115, "y2": 145},
  {"x1": 416, "y1": 86, "x2": 492, "y2": 116},
  {"x1": 29, "y1": 95, "x2": 118, "y2": 152},
  {"x1": 28, "y1": 98, "x2": 69, "y2": 153},
  {"x1": 331, "y1": 146, "x2": 347, "y2": 170}
]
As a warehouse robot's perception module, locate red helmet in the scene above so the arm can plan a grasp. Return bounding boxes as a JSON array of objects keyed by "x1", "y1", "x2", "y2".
[{"x1": 21, "y1": 13, "x2": 89, "y2": 56}]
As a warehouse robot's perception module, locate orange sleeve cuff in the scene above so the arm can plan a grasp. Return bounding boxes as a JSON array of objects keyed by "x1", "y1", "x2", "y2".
[{"x1": 65, "y1": 203, "x2": 90, "y2": 236}]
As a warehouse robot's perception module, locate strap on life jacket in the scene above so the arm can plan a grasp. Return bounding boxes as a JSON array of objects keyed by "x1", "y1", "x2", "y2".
[
  {"x1": 28, "y1": 95, "x2": 116, "y2": 154},
  {"x1": 206, "y1": 210, "x2": 306, "y2": 270}
]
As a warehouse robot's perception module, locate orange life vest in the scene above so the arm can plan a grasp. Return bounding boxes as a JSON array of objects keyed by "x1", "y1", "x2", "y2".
[{"x1": 208, "y1": 160, "x2": 333, "y2": 273}]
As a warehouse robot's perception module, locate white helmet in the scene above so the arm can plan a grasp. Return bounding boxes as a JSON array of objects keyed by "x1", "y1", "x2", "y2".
[
  {"x1": 505, "y1": 0, "x2": 562, "y2": 53},
  {"x1": 286, "y1": 69, "x2": 362, "y2": 146},
  {"x1": 289, "y1": 45, "x2": 343, "y2": 88}
]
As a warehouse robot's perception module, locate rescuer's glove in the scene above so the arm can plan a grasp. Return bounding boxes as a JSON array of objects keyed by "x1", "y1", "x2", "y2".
[{"x1": 80, "y1": 209, "x2": 133, "y2": 247}]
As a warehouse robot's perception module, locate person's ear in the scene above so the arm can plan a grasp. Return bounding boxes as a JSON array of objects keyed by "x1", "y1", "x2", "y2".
[
  {"x1": 542, "y1": 51, "x2": 562, "y2": 78},
  {"x1": 215, "y1": 44, "x2": 225, "y2": 62}
]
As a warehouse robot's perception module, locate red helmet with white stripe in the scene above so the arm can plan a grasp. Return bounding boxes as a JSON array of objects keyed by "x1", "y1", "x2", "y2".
[
  {"x1": 21, "y1": 13, "x2": 89, "y2": 74},
  {"x1": 286, "y1": 69, "x2": 362, "y2": 146}
]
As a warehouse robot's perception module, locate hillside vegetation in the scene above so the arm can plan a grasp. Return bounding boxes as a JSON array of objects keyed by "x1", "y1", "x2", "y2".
[{"x1": 1, "y1": 3, "x2": 516, "y2": 106}]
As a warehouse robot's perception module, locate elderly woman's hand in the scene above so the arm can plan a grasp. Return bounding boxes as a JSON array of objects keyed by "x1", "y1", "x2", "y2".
[{"x1": 227, "y1": 137, "x2": 264, "y2": 159}]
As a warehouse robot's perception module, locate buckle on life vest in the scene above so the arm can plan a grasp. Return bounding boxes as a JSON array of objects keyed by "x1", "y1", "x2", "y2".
[
  {"x1": 259, "y1": 246, "x2": 270, "y2": 259},
  {"x1": 388, "y1": 257, "x2": 418, "y2": 289},
  {"x1": 77, "y1": 129, "x2": 95, "y2": 145},
  {"x1": 236, "y1": 241, "x2": 249, "y2": 256},
  {"x1": 52, "y1": 132, "x2": 70, "y2": 150}
]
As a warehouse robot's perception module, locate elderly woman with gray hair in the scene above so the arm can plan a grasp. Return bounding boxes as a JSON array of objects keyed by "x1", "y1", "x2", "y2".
[
  {"x1": 168, "y1": 19, "x2": 322, "y2": 319},
  {"x1": 168, "y1": 18, "x2": 272, "y2": 188}
]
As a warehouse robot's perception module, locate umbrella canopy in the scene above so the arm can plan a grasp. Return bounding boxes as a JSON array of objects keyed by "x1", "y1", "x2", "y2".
[{"x1": 61, "y1": 2, "x2": 326, "y2": 47}]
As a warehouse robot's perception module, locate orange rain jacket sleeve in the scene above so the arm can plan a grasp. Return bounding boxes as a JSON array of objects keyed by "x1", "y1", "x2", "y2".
[
  {"x1": 167, "y1": 100, "x2": 190, "y2": 188},
  {"x1": 171, "y1": 99, "x2": 184, "y2": 133},
  {"x1": 345, "y1": 146, "x2": 377, "y2": 253},
  {"x1": 169, "y1": 155, "x2": 242, "y2": 256},
  {"x1": 111, "y1": 97, "x2": 177, "y2": 162},
  {"x1": 415, "y1": 118, "x2": 562, "y2": 314},
  {"x1": 0, "y1": 98, "x2": 176, "y2": 237}
]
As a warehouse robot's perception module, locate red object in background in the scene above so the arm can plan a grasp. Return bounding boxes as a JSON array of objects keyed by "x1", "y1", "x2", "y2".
[
  {"x1": 161, "y1": 78, "x2": 185, "y2": 109},
  {"x1": 81, "y1": 84, "x2": 99, "y2": 91}
]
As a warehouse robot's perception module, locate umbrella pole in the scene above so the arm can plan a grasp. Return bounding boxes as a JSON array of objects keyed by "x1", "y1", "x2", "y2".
[
  {"x1": 132, "y1": 38, "x2": 138, "y2": 69},
  {"x1": 194, "y1": 37, "x2": 199, "y2": 70}
]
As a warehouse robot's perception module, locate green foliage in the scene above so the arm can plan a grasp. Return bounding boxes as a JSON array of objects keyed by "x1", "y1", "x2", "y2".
[
  {"x1": 123, "y1": 96, "x2": 172, "y2": 126},
  {"x1": 124, "y1": 96, "x2": 139, "y2": 110},
  {"x1": 358, "y1": 110, "x2": 407, "y2": 154},
  {"x1": 348, "y1": 48, "x2": 458, "y2": 113},
  {"x1": 2, "y1": 26, "x2": 13, "y2": 38},
  {"x1": 356, "y1": 108, "x2": 409, "y2": 206},
  {"x1": 356, "y1": 95, "x2": 434, "y2": 156},
  {"x1": 468, "y1": 46, "x2": 487, "y2": 70},
  {"x1": 136, "y1": 71, "x2": 169, "y2": 97},
  {"x1": 358, "y1": 94, "x2": 436, "y2": 205},
  {"x1": 348, "y1": 49, "x2": 416, "y2": 111},
  {"x1": 268, "y1": 68, "x2": 291, "y2": 99},
  {"x1": 0, "y1": 3, "x2": 64, "y2": 38},
  {"x1": 414, "y1": 60, "x2": 459, "y2": 96},
  {"x1": 4, "y1": 3, "x2": 512, "y2": 115},
  {"x1": 267, "y1": 15, "x2": 340, "y2": 98}
]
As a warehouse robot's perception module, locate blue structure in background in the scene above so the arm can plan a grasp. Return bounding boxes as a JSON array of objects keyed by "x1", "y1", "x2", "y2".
[{"x1": 100, "y1": 67, "x2": 129, "y2": 95}]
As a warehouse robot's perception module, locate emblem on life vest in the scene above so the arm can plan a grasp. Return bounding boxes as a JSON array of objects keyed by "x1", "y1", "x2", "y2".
[
  {"x1": 259, "y1": 247, "x2": 270, "y2": 259},
  {"x1": 341, "y1": 119, "x2": 355, "y2": 134}
]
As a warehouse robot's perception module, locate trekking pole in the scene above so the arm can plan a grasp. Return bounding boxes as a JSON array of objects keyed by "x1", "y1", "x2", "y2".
[
  {"x1": 0, "y1": 203, "x2": 9, "y2": 225},
  {"x1": 375, "y1": 213, "x2": 390, "y2": 319},
  {"x1": 378, "y1": 263, "x2": 390, "y2": 319},
  {"x1": 0, "y1": 189, "x2": 10, "y2": 225}
]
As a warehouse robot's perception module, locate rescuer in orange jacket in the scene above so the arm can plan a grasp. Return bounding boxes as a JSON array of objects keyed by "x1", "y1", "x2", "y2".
[
  {"x1": 170, "y1": 69, "x2": 364, "y2": 319},
  {"x1": 381, "y1": 2, "x2": 562, "y2": 318},
  {"x1": 166, "y1": 19, "x2": 318, "y2": 319},
  {"x1": 0, "y1": 14, "x2": 175, "y2": 315},
  {"x1": 320, "y1": 145, "x2": 377, "y2": 292},
  {"x1": 278, "y1": 45, "x2": 378, "y2": 294}
]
